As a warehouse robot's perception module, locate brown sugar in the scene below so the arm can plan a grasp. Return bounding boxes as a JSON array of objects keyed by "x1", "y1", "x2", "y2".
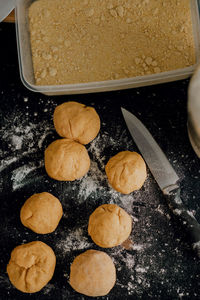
[{"x1": 28, "y1": 0, "x2": 196, "y2": 85}]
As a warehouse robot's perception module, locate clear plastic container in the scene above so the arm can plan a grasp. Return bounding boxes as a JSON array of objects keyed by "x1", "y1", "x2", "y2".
[
  {"x1": 188, "y1": 63, "x2": 200, "y2": 158},
  {"x1": 15, "y1": 0, "x2": 200, "y2": 95}
]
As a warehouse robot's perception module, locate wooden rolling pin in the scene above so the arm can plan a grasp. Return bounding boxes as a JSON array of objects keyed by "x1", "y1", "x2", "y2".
[{"x1": 3, "y1": 10, "x2": 15, "y2": 23}]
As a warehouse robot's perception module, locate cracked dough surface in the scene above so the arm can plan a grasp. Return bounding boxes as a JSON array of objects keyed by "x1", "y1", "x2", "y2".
[
  {"x1": 7, "y1": 241, "x2": 56, "y2": 293},
  {"x1": 20, "y1": 192, "x2": 63, "y2": 234},
  {"x1": 88, "y1": 204, "x2": 132, "y2": 248},
  {"x1": 69, "y1": 249, "x2": 116, "y2": 297},
  {"x1": 105, "y1": 151, "x2": 147, "y2": 194},
  {"x1": 53, "y1": 101, "x2": 100, "y2": 144},
  {"x1": 44, "y1": 138, "x2": 90, "y2": 181}
]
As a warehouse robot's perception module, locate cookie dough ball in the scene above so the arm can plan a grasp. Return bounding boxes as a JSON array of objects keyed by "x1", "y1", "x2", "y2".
[
  {"x1": 88, "y1": 204, "x2": 132, "y2": 248},
  {"x1": 7, "y1": 241, "x2": 56, "y2": 293},
  {"x1": 69, "y1": 249, "x2": 116, "y2": 297},
  {"x1": 53, "y1": 101, "x2": 100, "y2": 144},
  {"x1": 105, "y1": 151, "x2": 147, "y2": 194},
  {"x1": 20, "y1": 192, "x2": 63, "y2": 234},
  {"x1": 45, "y1": 139, "x2": 90, "y2": 181}
]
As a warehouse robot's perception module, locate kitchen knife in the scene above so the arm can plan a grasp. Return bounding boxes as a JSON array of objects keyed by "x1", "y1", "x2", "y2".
[
  {"x1": 121, "y1": 107, "x2": 200, "y2": 258},
  {"x1": 0, "y1": 0, "x2": 15, "y2": 23}
]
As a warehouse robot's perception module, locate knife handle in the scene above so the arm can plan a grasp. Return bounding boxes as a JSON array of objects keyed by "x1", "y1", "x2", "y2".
[
  {"x1": 165, "y1": 188, "x2": 200, "y2": 258},
  {"x1": 3, "y1": 10, "x2": 15, "y2": 23}
]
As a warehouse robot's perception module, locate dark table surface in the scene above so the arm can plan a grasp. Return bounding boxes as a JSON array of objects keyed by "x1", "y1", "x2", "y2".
[{"x1": 0, "y1": 22, "x2": 200, "y2": 300}]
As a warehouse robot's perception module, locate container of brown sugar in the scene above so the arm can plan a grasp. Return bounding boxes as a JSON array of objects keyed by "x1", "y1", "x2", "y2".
[{"x1": 15, "y1": 0, "x2": 200, "y2": 95}]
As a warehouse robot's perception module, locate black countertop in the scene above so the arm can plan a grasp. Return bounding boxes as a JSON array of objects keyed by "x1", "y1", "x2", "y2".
[{"x1": 0, "y1": 23, "x2": 200, "y2": 300}]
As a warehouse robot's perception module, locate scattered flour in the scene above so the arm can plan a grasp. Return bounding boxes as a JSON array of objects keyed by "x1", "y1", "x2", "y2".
[
  {"x1": 131, "y1": 244, "x2": 145, "y2": 251},
  {"x1": 0, "y1": 109, "x2": 55, "y2": 191},
  {"x1": 0, "y1": 157, "x2": 18, "y2": 173},
  {"x1": 78, "y1": 160, "x2": 107, "y2": 201},
  {"x1": 135, "y1": 267, "x2": 148, "y2": 273},
  {"x1": 56, "y1": 227, "x2": 92, "y2": 254},
  {"x1": 0, "y1": 103, "x2": 198, "y2": 298},
  {"x1": 0, "y1": 275, "x2": 12, "y2": 289},
  {"x1": 42, "y1": 283, "x2": 55, "y2": 295},
  {"x1": 11, "y1": 162, "x2": 44, "y2": 191},
  {"x1": 11, "y1": 135, "x2": 23, "y2": 150},
  {"x1": 122, "y1": 252, "x2": 135, "y2": 269}
]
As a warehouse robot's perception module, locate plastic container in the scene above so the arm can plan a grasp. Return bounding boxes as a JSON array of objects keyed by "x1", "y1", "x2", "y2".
[
  {"x1": 15, "y1": 0, "x2": 200, "y2": 95},
  {"x1": 188, "y1": 63, "x2": 200, "y2": 158}
]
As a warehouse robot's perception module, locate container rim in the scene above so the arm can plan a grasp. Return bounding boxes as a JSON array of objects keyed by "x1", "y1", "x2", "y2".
[{"x1": 18, "y1": 63, "x2": 197, "y2": 94}]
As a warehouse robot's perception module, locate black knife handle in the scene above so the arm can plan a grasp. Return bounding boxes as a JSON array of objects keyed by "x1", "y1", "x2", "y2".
[{"x1": 165, "y1": 188, "x2": 200, "y2": 258}]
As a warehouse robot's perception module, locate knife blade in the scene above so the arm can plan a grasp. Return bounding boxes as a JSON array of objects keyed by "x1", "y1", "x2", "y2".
[{"x1": 121, "y1": 107, "x2": 200, "y2": 258}]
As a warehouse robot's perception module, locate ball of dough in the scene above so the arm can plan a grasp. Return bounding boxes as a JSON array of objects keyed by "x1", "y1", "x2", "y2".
[
  {"x1": 105, "y1": 151, "x2": 147, "y2": 194},
  {"x1": 7, "y1": 241, "x2": 56, "y2": 293},
  {"x1": 88, "y1": 204, "x2": 132, "y2": 248},
  {"x1": 53, "y1": 101, "x2": 100, "y2": 144},
  {"x1": 44, "y1": 138, "x2": 90, "y2": 181},
  {"x1": 20, "y1": 192, "x2": 63, "y2": 234},
  {"x1": 69, "y1": 249, "x2": 116, "y2": 297}
]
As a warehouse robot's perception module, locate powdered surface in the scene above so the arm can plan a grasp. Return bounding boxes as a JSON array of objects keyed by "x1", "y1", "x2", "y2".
[{"x1": 0, "y1": 93, "x2": 200, "y2": 299}]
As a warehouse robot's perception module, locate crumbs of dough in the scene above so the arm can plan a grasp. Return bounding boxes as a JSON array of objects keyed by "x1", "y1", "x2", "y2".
[{"x1": 28, "y1": 0, "x2": 195, "y2": 85}]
